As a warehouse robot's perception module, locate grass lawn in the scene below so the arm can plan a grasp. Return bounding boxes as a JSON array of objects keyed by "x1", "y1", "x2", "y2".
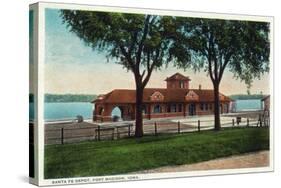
[{"x1": 45, "y1": 127, "x2": 269, "y2": 179}]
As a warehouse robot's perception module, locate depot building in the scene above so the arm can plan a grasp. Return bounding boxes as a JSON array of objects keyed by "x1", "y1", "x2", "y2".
[{"x1": 92, "y1": 73, "x2": 231, "y2": 122}]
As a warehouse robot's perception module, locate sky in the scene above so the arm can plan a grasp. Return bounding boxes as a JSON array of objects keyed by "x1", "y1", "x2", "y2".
[{"x1": 44, "y1": 9, "x2": 270, "y2": 96}]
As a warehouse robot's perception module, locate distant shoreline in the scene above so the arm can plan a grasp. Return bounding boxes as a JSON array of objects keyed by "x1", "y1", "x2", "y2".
[
  {"x1": 29, "y1": 93, "x2": 97, "y2": 103},
  {"x1": 29, "y1": 93, "x2": 266, "y2": 103},
  {"x1": 229, "y1": 94, "x2": 265, "y2": 100},
  {"x1": 44, "y1": 101, "x2": 93, "y2": 103}
]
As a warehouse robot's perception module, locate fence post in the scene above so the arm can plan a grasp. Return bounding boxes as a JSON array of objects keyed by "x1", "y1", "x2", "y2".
[
  {"x1": 178, "y1": 121, "x2": 180, "y2": 134},
  {"x1": 98, "y1": 125, "x2": 100, "y2": 141},
  {"x1": 112, "y1": 129, "x2": 115, "y2": 140},
  {"x1": 61, "y1": 128, "x2": 64, "y2": 145},
  {"x1": 232, "y1": 119, "x2": 235, "y2": 127},
  {"x1": 247, "y1": 118, "x2": 249, "y2": 127},
  {"x1": 198, "y1": 120, "x2": 200, "y2": 132},
  {"x1": 259, "y1": 114, "x2": 262, "y2": 127},
  {"x1": 154, "y1": 122, "x2": 157, "y2": 136},
  {"x1": 128, "y1": 124, "x2": 131, "y2": 137}
]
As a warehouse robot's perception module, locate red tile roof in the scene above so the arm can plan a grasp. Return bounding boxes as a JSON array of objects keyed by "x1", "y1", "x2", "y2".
[
  {"x1": 92, "y1": 88, "x2": 231, "y2": 104},
  {"x1": 164, "y1": 72, "x2": 191, "y2": 81}
]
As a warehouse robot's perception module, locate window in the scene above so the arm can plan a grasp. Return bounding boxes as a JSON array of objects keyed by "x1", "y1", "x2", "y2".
[
  {"x1": 153, "y1": 105, "x2": 161, "y2": 113},
  {"x1": 171, "y1": 104, "x2": 177, "y2": 112},
  {"x1": 178, "y1": 104, "x2": 182, "y2": 112},
  {"x1": 224, "y1": 104, "x2": 229, "y2": 113},
  {"x1": 142, "y1": 105, "x2": 147, "y2": 114},
  {"x1": 205, "y1": 103, "x2": 208, "y2": 111},
  {"x1": 200, "y1": 103, "x2": 204, "y2": 111},
  {"x1": 180, "y1": 81, "x2": 184, "y2": 88},
  {"x1": 167, "y1": 105, "x2": 171, "y2": 113},
  {"x1": 209, "y1": 104, "x2": 212, "y2": 110}
]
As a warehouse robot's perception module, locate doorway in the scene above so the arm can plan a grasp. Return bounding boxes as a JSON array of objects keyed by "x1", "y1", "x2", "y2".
[{"x1": 188, "y1": 103, "x2": 196, "y2": 116}]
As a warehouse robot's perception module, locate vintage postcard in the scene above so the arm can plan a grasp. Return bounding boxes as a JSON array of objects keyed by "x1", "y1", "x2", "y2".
[{"x1": 29, "y1": 2, "x2": 274, "y2": 186}]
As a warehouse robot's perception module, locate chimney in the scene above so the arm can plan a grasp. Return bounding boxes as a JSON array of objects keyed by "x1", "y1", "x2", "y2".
[{"x1": 199, "y1": 84, "x2": 202, "y2": 90}]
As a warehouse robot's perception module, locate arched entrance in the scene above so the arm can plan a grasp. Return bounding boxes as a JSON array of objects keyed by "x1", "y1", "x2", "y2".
[
  {"x1": 98, "y1": 107, "x2": 104, "y2": 116},
  {"x1": 93, "y1": 105, "x2": 105, "y2": 122},
  {"x1": 111, "y1": 106, "x2": 123, "y2": 121}
]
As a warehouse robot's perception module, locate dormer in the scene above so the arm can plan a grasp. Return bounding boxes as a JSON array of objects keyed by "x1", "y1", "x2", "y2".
[
  {"x1": 97, "y1": 95, "x2": 105, "y2": 100},
  {"x1": 150, "y1": 91, "x2": 164, "y2": 101},
  {"x1": 165, "y1": 73, "x2": 191, "y2": 89},
  {"x1": 219, "y1": 93, "x2": 225, "y2": 100},
  {"x1": 185, "y1": 90, "x2": 199, "y2": 101}
]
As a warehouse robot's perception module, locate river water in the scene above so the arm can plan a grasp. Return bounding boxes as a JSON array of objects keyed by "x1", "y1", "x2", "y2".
[{"x1": 29, "y1": 99, "x2": 262, "y2": 121}]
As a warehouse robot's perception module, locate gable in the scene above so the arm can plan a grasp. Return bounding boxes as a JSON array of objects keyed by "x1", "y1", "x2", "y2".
[
  {"x1": 185, "y1": 90, "x2": 199, "y2": 101},
  {"x1": 219, "y1": 93, "x2": 225, "y2": 100},
  {"x1": 97, "y1": 95, "x2": 105, "y2": 100},
  {"x1": 165, "y1": 73, "x2": 190, "y2": 81},
  {"x1": 175, "y1": 73, "x2": 181, "y2": 79},
  {"x1": 150, "y1": 91, "x2": 164, "y2": 101}
]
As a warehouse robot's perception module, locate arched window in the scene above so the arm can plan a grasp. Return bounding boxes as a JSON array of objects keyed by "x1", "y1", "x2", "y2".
[{"x1": 153, "y1": 105, "x2": 162, "y2": 113}]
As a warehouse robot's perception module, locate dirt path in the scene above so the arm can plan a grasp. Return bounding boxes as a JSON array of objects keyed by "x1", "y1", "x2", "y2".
[{"x1": 134, "y1": 150, "x2": 269, "y2": 174}]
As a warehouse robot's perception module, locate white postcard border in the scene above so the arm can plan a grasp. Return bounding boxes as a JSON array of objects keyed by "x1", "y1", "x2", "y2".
[{"x1": 33, "y1": 2, "x2": 274, "y2": 186}]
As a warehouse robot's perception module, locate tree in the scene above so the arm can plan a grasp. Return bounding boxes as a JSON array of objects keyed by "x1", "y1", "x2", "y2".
[
  {"x1": 172, "y1": 18, "x2": 270, "y2": 130},
  {"x1": 60, "y1": 11, "x2": 189, "y2": 137}
]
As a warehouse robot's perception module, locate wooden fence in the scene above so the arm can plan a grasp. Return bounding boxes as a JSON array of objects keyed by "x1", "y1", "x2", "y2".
[{"x1": 44, "y1": 117, "x2": 267, "y2": 145}]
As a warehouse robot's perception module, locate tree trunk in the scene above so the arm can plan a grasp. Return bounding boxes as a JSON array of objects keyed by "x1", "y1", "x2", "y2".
[
  {"x1": 135, "y1": 84, "x2": 144, "y2": 137},
  {"x1": 213, "y1": 81, "x2": 221, "y2": 130}
]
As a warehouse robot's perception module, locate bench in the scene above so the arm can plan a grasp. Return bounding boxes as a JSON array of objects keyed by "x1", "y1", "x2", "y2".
[{"x1": 95, "y1": 123, "x2": 134, "y2": 140}]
